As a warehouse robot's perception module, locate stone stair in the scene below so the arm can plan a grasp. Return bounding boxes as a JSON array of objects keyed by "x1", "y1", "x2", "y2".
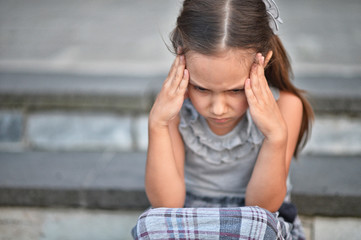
[
  {"x1": 0, "y1": 0, "x2": 361, "y2": 222},
  {"x1": 0, "y1": 70, "x2": 360, "y2": 218}
]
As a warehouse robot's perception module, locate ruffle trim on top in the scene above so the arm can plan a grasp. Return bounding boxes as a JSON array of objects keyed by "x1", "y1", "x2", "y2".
[{"x1": 179, "y1": 99, "x2": 264, "y2": 165}]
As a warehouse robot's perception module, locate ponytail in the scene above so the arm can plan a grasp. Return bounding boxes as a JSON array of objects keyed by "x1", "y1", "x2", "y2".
[{"x1": 265, "y1": 34, "x2": 314, "y2": 157}]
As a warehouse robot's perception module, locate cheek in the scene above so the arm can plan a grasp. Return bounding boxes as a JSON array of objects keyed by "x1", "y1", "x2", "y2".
[
  {"x1": 230, "y1": 94, "x2": 249, "y2": 113},
  {"x1": 188, "y1": 90, "x2": 209, "y2": 112}
]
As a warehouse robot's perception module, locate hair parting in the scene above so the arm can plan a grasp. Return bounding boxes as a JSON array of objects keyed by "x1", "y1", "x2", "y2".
[{"x1": 221, "y1": 0, "x2": 231, "y2": 49}]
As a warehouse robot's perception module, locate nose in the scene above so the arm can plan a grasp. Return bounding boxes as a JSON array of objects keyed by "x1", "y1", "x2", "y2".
[{"x1": 210, "y1": 94, "x2": 227, "y2": 116}]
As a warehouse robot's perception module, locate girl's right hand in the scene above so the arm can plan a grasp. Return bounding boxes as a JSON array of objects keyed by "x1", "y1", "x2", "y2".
[{"x1": 149, "y1": 55, "x2": 189, "y2": 127}]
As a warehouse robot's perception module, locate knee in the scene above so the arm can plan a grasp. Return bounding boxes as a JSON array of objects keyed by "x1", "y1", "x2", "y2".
[{"x1": 132, "y1": 208, "x2": 170, "y2": 239}]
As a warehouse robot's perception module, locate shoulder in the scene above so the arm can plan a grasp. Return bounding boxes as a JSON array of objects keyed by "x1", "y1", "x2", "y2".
[{"x1": 277, "y1": 91, "x2": 303, "y2": 113}]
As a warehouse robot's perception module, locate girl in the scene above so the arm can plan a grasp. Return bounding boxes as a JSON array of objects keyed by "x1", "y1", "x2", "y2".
[{"x1": 133, "y1": 0, "x2": 313, "y2": 239}]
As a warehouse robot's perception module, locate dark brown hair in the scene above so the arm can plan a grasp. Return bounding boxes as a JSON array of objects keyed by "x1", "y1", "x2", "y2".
[{"x1": 170, "y1": 0, "x2": 313, "y2": 157}]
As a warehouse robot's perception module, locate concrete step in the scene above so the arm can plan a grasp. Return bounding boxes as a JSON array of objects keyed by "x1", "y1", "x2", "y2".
[
  {"x1": 1, "y1": 81, "x2": 361, "y2": 155},
  {"x1": 0, "y1": 71, "x2": 162, "y2": 113},
  {"x1": 0, "y1": 151, "x2": 148, "y2": 209},
  {"x1": 0, "y1": 151, "x2": 360, "y2": 217},
  {"x1": 1, "y1": 71, "x2": 361, "y2": 114}
]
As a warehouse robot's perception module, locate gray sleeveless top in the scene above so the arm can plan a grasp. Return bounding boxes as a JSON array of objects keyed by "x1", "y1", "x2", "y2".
[{"x1": 179, "y1": 88, "x2": 292, "y2": 199}]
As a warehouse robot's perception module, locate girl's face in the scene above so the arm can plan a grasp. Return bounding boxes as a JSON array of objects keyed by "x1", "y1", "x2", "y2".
[{"x1": 186, "y1": 49, "x2": 255, "y2": 135}]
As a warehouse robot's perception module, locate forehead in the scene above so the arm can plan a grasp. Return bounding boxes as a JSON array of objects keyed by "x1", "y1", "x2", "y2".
[{"x1": 185, "y1": 49, "x2": 255, "y2": 90}]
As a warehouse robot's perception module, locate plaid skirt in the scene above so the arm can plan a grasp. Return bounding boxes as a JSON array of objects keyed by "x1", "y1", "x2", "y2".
[{"x1": 132, "y1": 192, "x2": 305, "y2": 240}]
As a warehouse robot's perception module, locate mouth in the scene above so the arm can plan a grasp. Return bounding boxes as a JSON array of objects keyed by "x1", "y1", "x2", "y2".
[{"x1": 210, "y1": 118, "x2": 230, "y2": 124}]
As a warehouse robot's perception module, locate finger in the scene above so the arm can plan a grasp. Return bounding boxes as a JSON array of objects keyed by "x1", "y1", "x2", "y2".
[
  {"x1": 165, "y1": 56, "x2": 180, "y2": 87},
  {"x1": 177, "y1": 46, "x2": 183, "y2": 54},
  {"x1": 256, "y1": 53, "x2": 265, "y2": 78},
  {"x1": 170, "y1": 55, "x2": 186, "y2": 93},
  {"x1": 178, "y1": 69, "x2": 189, "y2": 93},
  {"x1": 245, "y1": 78, "x2": 257, "y2": 106},
  {"x1": 256, "y1": 54, "x2": 273, "y2": 98},
  {"x1": 184, "y1": 89, "x2": 189, "y2": 99},
  {"x1": 256, "y1": 54, "x2": 266, "y2": 86},
  {"x1": 169, "y1": 56, "x2": 180, "y2": 77},
  {"x1": 255, "y1": 54, "x2": 271, "y2": 98},
  {"x1": 249, "y1": 62, "x2": 261, "y2": 103}
]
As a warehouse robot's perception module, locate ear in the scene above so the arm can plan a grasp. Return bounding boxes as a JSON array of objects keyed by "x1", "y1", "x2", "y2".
[{"x1": 264, "y1": 51, "x2": 273, "y2": 68}]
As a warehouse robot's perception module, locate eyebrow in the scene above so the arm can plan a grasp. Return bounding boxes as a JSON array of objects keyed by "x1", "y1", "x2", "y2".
[
  {"x1": 189, "y1": 78, "x2": 245, "y2": 91},
  {"x1": 189, "y1": 79, "x2": 206, "y2": 88}
]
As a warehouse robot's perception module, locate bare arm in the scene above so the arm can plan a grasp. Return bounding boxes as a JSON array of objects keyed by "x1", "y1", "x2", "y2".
[
  {"x1": 244, "y1": 53, "x2": 303, "y2": 212},
  {"x1": 145, "y1": 55, "x2": 188, "y2": 208}
]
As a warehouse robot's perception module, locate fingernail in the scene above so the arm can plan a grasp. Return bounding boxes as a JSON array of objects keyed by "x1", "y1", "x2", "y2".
[
  {"x1": 255, "y1": 53, "x2": 261, "y2": 63},
  {"x1": 177, "y1": 46, "x2": 182, "y2": 54}
]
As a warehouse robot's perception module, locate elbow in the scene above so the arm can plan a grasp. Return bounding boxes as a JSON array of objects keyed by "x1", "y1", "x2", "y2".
[
  {"x1": 245, "y1": 184, "x2": 287, "y2": 213},
  {"x1": 149, "y1": 196, "x2": 185, "y2": 208},
  {"x1": 151, "y1": 201, "x2": 184, "y2": 209},
  {"x1": 261, "y1": 201, "x2": 284, "y2": 213},
  {"x1": 145, "y1": 184, "x2": 186, "y2": 208}
]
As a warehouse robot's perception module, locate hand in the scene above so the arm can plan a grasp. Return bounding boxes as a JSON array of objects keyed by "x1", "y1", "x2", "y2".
[
  {"x1": 245, "y1": 53, "x2": 287, "y2": 142},
  {"x1": 149, "y1": 55, "x2": 189, "y2": 127}
]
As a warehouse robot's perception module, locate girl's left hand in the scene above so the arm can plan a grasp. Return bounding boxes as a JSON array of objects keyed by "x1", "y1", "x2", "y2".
[{"x1": 245, "y1": 53, "x2": 287, "y2": 142}]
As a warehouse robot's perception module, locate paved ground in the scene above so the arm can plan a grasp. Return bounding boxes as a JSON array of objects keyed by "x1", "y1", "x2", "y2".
[
  {"x1": 0, "y1": 207, "x2": 143, "y2": 240},
  {"x1": 1, "y1": 207, "x2": 361, "y2": 240},
  {"x1": 0, "y1": 0, "x2": 360, "y2": 78}
]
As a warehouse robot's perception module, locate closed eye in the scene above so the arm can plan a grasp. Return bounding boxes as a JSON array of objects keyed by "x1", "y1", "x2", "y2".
[
  {"x1": 229, "y1": 89, "x2": 244, "y2": 93},
  {"x1": 193, "y1": 85, "x2": 209, "y2": 92}
]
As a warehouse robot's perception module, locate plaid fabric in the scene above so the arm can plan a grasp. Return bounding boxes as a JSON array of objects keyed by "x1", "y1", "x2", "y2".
[
  {"x1": 132, "y1": 206, "x2": 293, "y2": 240},
  {"x1": 183, "y1": 192, "x2": 305, "y2": 240}
]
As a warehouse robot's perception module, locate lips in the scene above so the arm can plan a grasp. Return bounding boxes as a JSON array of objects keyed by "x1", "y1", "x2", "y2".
[{"x1": 210, "y1": 118, "x2": 230, "y2": 124}]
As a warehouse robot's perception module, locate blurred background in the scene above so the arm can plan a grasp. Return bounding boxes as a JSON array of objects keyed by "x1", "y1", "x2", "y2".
[{"x1": 0, "y1": 0, "x2": 360, "y2": 239}]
